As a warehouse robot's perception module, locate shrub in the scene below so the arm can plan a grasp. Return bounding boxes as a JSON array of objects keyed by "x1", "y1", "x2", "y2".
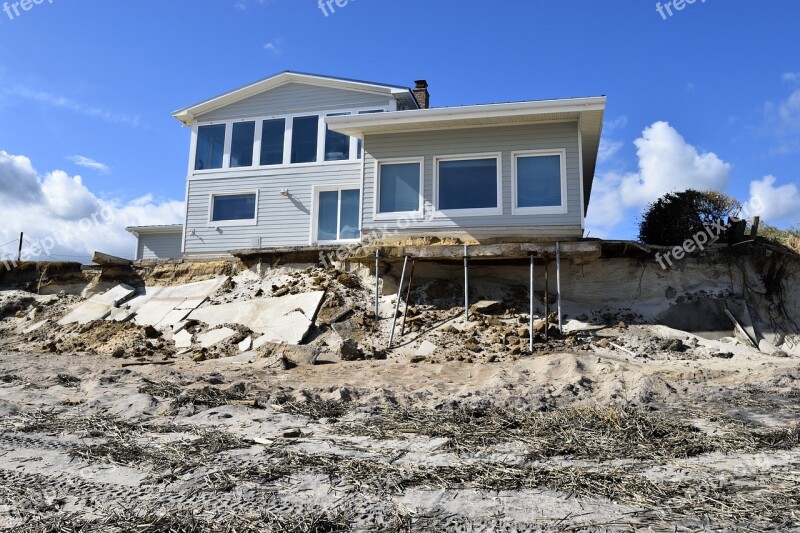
[{"x1": 638, "y1": 190, "x2": 741, "y2": 246}]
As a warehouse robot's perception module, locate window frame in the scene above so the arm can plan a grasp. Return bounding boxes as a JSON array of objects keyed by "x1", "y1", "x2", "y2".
[
  {"x1": 189, "y1": 106, "x2": 390, "y2": 176},
  {"x1": 511, "y1": 149, "x2": 568, "y2": 216},
  {"x1": 373, "y1": 157, "x2": 425, "y2": 221},
  {"x1": 207, "y1": 190, "x2": 259, "y2": 227},
  {"x1": 433, "y1": 152, "x2": 503, "y2": 218},
  {"x1": 310, "y1": 183, "x2": 362, "y2": 245},
  {"x1": 229, "y1": 121, "x2": 257, "y2": 168}
]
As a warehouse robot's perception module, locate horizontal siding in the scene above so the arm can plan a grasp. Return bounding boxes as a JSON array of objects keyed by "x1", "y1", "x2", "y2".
[
  {"x1": 362, "y1": 122, "x2": 582, "y2": 231},
  {"x1": 196, "y1": 83, "x2": 392, "y2": 122},
  {"x1": 138, "y1": 232, "x2": 183, "y2": 260},
  {"x1": 184, "y1": 163, "x2": 363, "y2": 254}
]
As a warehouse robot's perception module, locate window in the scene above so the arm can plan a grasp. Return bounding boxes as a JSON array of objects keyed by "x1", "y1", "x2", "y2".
[
  {"x1": 195, "y1": 124, "x2": 226, "y2": 170},
  {"x1": 435, "y1": 155, "x2": 501, "y2": 216},
  {"x1": 210, "y1": 193, "x2": 257, "y2": 225},
  {"x1": 291, "y1": 115, "x2": 319, "y2": 164},
  {"x1": 260, "y1": 118, "x2": 285, "y2": 165},
  {"x1": 377, "y1": 161, "x2": 422, "y2": 216},
  {"x1": 325, "y1": 113, "x2": 350, "y2": 161},
  {"x1": 315, "y1": 187, "x2": 360, "y2": 242},
  {"x1": 230, "y1": 122, "x2": 255, "y2": 168},
  {"x1": 513, "y1": 150, "x2": 567, "y2": 214}
]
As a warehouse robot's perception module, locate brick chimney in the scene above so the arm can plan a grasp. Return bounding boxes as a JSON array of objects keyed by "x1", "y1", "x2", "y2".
[{"x1": 413, "y1": 80, "x2": 430, "y2": 109}]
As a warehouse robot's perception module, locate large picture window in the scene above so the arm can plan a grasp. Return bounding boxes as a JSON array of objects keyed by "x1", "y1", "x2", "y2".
[
  {"x1": 230, "y1": 122, "x2": 255, "y2": 168},
  {"x1": 512, "y1": 150, "x2": 567, "y2": 214},
  {"x1": 377, "y1": 161, "x2": 422, "y2": 216},
  {"x1": 291, "y1": 115, "x2": 319, "y2": 164},
  {"x1": 195, "y1": 124, "x2": 226, "y2": 170},
  {"x1": 435, "y1": 155, "x2": 501, "y2": 216},
  {"x1": 210, "y1": 193, "x2": 257, "y2": 225}
]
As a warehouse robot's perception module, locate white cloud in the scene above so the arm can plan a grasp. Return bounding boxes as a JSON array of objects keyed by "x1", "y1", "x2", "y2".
[
  {"x1": 0, "y1": 151, "x2": 183, "y2": 263},
  {"x1": 745, "y1": 175, "x2": 800, "y2": 223},
  {"x1": 763, "y1": 88, "x2": 800, "y2": 154},
  {"x1": 597, "y1": 138, "x2": 623, "y2": 164},
  {"x1": 4, "y1": 85, "x2": 142, "y2": 127},
  {"x1": 783, "y1": 72, "x2": 800, "y2": 84},
  {"x1": 264, "y1": 40, "x2": 283, "y2": 55},
  {"x1": 587, "y1": 122, "x2": 731, "y2": 234},
  {"x1": 604, "y1": 115, "x2": 628, "y2": 131},
  {"x1": 67, "y1": 155, "x2": 110, "y2": 174}
]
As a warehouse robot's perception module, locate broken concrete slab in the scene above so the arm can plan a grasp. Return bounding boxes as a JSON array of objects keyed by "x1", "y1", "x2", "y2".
[
  {"x1": 133, "y1": 277, "x2": 229, "y2": 329},
  {"x1": 173, "y1": 330, "x2": 194, "y2": 349},
  {"x1": 58, "y1": 284, "x2": 136, "y2": 325},
  {"x1": 415, "y1": 340, "x2": 438, "y2": 357},
  {"x1": 238, "y1": 336, "x2": 253, "y2": 352},
  {"x1": 198, "y1": 327, "x2": 236, "y2": 348},
  {"x1": 188, "y1": 291, "x2": 325, "y2": 345}
]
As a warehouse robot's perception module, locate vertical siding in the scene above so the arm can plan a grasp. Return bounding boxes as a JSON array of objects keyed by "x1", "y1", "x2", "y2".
[
  {"x1": 195, "y1": 83, "x2": 393, "y2": 122},
  {"x1": 362, "y1": 122, "x2": 582, "y2": 231},
  {"x1": 138, "y1": 232, "x2": 183, "y2": 260},
  {"x1": 184, "y1": 163, "x2": 363, "y2": 254}
]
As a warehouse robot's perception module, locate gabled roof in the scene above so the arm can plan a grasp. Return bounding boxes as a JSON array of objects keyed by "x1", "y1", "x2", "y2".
[{"x1": 172, "y1": 71, "x2": 418, "y2": 124}]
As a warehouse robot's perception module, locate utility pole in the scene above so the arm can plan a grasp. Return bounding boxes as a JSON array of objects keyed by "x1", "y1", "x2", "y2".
[{"x1": 17, "y1": 232, "x2": 23, "y2": 262}]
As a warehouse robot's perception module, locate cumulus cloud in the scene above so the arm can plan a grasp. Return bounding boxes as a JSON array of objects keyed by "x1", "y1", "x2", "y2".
[
  {"x1": 764, "y1": 88, "x2": 800, "y2": 154},
  {"x1": 68, "y1": 155, "x2": 110, "y2": 174},
  {"x1": 0, "y1": 151, "x2": 183, "y2": 263},
  {"x1": 745, "y1": 175, "x2": 800, "y2": 222}
]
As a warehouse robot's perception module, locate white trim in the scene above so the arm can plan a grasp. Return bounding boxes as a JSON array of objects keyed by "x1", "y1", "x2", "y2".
[
  {"x1": 326, "y1": 97, "x2": 606, "y2": 137},
  {"x1": 577, "y1": 117, "x2": 586, "y2": 231},
  {"x1": 373, "y1": 157, "x2": 425, "y2": 221},
  {"x1": 208, "y1": 190, "x2": 259, "y2": 227},
  {"x1": 510, "y1": 149, "x2": 568, "y2": 216},
  {"x1": 433, "y1": 152, "x2": 503, "y2": 218},
  {"x1": 181, "y1": 180, "x2": 190, "y2": 255},
  {"x1": 310, "y1": 183, "x2": 361, "y2": 245}
]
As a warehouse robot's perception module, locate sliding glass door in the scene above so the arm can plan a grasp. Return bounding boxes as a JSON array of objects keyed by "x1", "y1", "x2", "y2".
[{"x1": 315, "y1": 187, "x2": 360, "y2": 243}]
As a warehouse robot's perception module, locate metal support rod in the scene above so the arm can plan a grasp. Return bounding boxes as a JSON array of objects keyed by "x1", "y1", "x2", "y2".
[
  {"x1": 388, "y1": 255, "x2": 409, "y2": 349},
  {"x1": 544, "y1": 261, "x2": 549, "y2": 342},
  {"x1": 400, "y1": 259, "x2": 416, "y2": 337},
  {"x1": 556, "y1": 242, "x2": 563, "y2": 335},
  {"x1": 463, "y1": 245, "x2": 469, "y2": 322},
  {"x1": 529, "y1": 254, "x2": 534, "y2": 352},
  {"x1": 17, "y1": 232, "x2": 23, "y2": 262},
  {"x1": 374, "y1": 249, "x2": 380, "y2": 320}
]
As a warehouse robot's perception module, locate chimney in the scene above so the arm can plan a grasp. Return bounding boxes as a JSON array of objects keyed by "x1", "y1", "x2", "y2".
[{"x1": 413, "y1": 80, "x2": 430, "y2": 109}]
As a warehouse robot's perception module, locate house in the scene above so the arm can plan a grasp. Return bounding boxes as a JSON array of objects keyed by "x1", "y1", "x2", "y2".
[{"x1": 127, "y1": 71, "x2": 605, "y2": 261}]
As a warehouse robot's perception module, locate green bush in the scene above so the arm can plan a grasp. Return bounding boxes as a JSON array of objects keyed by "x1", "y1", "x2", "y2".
[{"x1": 638, "y1": 190, "x2": 741, "y2": 246}]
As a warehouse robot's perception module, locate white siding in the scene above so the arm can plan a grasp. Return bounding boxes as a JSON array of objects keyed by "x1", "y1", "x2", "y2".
[
  {"x1": 196, "y1": 83, "x2": 392, "y2": 122},
  {"x1": 362, "y1": 122, "x2": 582, "y2": 232},
  {"x1": 137, "y1": 232, "x2": 183, "y2": 260}
]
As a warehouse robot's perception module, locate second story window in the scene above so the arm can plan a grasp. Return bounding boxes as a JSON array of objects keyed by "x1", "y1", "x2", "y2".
[
  {"x1": 195, "y1": 124, "x2": 226, "y2": 170},
  {"x1": 230, "y1": 122, "x2": 256, "y2": 168},
  {"x1": 325, "y1": 113, "x2": 350, "y2": 161},
  {"x1": 260, "y1": 118, "x2": 285, "y2": 166},
  {"x1": 291, "y1": 115, "x2": 319, "y2": 164}
]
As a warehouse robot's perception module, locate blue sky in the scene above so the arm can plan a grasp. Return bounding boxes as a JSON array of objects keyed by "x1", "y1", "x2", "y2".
[{"x1": 0, "y1": 0, "x2": 798, "y2": 259}]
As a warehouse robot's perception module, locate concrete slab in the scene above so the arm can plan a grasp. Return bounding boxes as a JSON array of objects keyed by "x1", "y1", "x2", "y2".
[
  {"x1": 58, "y1": 284, "x2": 136, "y2": 325},
  {"x1": 134, "y1": 277, "x2": 228, "y2": 329},
  {"x1": 188, "y1": 291, "x2": 325, "y2": 345},
  {"x1": 198, "y1": 327, "x2": 236, "y2": 348},
  {"x1": 173, "y1": 330, "x2": 194, "y2": 349},
  {"x1": 238, "y1": 336, "x2": 253, "y2": 352}
]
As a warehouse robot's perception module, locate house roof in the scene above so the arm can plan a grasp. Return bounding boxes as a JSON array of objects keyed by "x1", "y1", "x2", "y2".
[
  {"x1": 325, "y1": 96, "x2": 606, "y2": 216},
  {"x1": 172, "y1": 71, "x2": 419, "y2": 125},
  {"x1": 126, "y1": 224, "x2": 184, "y2": 236}
]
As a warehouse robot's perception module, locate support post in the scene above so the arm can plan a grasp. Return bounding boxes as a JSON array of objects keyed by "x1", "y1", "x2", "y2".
[
  {"x1": 374, "y1": 249, "x2": 380, "y2": 320},
  {"x1": 463, "y1": 245, "x2": 469, "y2": 322},
  {"x1": 529, "y1": 254, "x2": 534, "y2": 352},
  {"x1": 388, "y1": 255, "x2": 409, "y2": 349},
  {"x1": 17, "y1": 232, "x2": 23, "y2": 263},
  {"x1": 544, "y1": 261, "x2": 549, "y2": 342},
  {"x1": 400, "y1": 259, "x2": 416, "y2": 337},
  {"x1": 556, "y1": 242, "x2": 563, "y2": 335}
]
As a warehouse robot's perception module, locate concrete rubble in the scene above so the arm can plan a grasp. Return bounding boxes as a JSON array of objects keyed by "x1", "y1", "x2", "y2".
[{"x1": 58, "y1": 284, "x2": 136, "y2": 325}]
